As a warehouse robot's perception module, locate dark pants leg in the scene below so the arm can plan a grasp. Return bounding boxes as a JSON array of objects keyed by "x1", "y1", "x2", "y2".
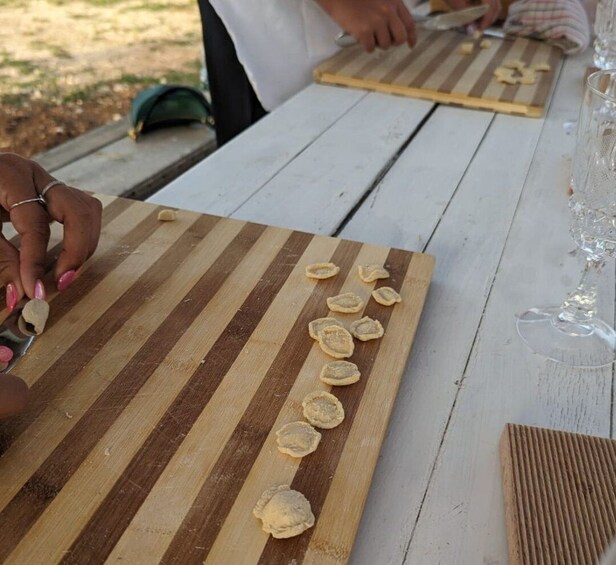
[{"x1": 197, "y1": 0, "x2": 267, "y2": 146}]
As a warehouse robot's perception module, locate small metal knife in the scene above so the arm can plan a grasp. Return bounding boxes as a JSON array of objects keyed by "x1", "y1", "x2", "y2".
[
  {"x1": 0, "y1": 303, "x2": 36, "y2": 373},
  {"x1": 335, "y1": 4, "x2": 490, "y2": 47}
]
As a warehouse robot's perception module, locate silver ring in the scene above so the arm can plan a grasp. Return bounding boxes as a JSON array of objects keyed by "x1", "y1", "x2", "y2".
[
  {"x1": 40, "y1": 179, "x2": 63, "y2": 198},
  {"x1": 9, "y1": 195, "x2": 47, "y2": 211}
]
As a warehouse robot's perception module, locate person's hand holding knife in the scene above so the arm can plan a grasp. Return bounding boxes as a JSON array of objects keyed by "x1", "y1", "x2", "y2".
[{"x1": 317, "y1": 0, "x2": 501, "y2": 52}]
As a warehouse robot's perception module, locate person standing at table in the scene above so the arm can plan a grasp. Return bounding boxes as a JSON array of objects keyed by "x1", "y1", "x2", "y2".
[{"x1": 197, "y1": 0, "x2": 501, "y2": 146}]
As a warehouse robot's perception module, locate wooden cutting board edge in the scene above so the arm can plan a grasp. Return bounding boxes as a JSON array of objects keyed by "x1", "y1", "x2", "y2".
[{"x1": 314, "y1": 69, "x2": 544, "y2": 117}]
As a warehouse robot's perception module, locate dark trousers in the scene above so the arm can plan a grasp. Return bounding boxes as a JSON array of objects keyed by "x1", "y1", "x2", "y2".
[{"x1": 197, "y1": 0, "x2": 267, "y2": 146}]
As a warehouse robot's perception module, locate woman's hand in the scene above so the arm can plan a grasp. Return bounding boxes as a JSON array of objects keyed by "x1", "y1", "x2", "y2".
[
  {"x1": 317, "y1": 0, "x2": 417, "y2": 52},
  {"x1": 444, "y1": 0, "x2": 502, "y2": 30},
  {"x1": 0, "y1": 153, "x2": 102, "y2": 308}
]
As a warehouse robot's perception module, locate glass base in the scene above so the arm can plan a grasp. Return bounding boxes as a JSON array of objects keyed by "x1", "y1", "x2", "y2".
[{"x1": 516, "y1": 307, "x2": 616, "y2": 368}]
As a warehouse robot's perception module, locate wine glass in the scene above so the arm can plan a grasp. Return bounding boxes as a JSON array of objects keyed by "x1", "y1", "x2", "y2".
[{"x1": 516, "y1": 70, "x2": 616, "y2": 368}]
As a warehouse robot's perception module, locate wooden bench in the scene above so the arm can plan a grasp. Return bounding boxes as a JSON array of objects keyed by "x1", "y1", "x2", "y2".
[{"x1": 32, "y1": 117, "x2": 216, "y2": 201}]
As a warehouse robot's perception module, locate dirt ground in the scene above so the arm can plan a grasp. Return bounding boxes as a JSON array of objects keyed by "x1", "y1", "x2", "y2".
[{"x1": 0, "y1": 0, "x2": 202, "y2": 158}]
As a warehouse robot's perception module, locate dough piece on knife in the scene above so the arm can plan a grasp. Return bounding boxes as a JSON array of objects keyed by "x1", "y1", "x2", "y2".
[
  {"x1": 18, "y1": 299, "x2": 50, "y2": 336},
  {"x1": 302, "y1": 390, "x2": 345, "y2": 429},
  {"x1": 317, "y1": 326, "x2": 354, "y2": 358},
  {"x1": 358, "y1": 264, "x2": 390, "y2": 283},
  {"x1": 327, "y1": 292, "x2": 363, "y2": 314},
  {"x1": 253, "y1": 485, "x2": 315, "y2": 538},
  {"x1": 372, "y1": 287, "x2": 402, "y2": 306},
  {"x1": 157, "y1": 209, "x2": 177, "y2": 222},
  {"x1": 308, "y1": 317, "x2": 343, "y2": 340},
  {"x1": 350, "y1": 316, "x2": 384, "y2": 341},
  {"x1": 276, "y1": 421, "x2": 321, "y2": 457},
  {"x1": 319, "y1": 360, "x2": 360, "y2": 386},
  {"x1": 305, "y1": 262, "x2": 340, "y2": 280}
]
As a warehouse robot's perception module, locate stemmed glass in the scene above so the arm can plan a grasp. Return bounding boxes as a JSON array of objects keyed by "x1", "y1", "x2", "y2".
[{"x1": 517, "y1": 70, "x2": 616, "y2": 368}]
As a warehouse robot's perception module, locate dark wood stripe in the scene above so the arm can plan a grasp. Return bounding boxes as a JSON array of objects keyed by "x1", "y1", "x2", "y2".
[
  {"x1": 499, "y1": 40, "x2": 540, "y2": 104},
  {"x1": 100, "y1": 196, "x2": 133, "y2": 226},
  {"x1": 408, "y1": 34, "x2": 462, "y2": 89},
  {"x1": 468, "y1": 39, "x2": 517, "y2": 99},
  {"x1": 159, "y1": 239, "x2": 362, "y2": 564},
  {"x1": 354, "y1": 50, "x2": 395, "y2": 81},
  {"x1": 0, "y1": 220, "x2": 263, "y2": 561},
  {"x1": 61, "y1": 229, "x2": 316, "y2": 564},
  {"x1": 438, "y1": 40, "x2": 484, "y2": 94},
  {"x1": 258, "y1": 248, "x2": 413, "y2": 564},
  {"x1": 325, "y1": 46, "x2": 365, "y2": 75},
  {"x1": 0, "y1": 208, "x2": 167, "y2": 455},
  {"x1": 531, "y1": 47, "x2": 562, "y2": 109},
  {"x1": 384, "y1": 31, "x2": 442, "y2": 85}
]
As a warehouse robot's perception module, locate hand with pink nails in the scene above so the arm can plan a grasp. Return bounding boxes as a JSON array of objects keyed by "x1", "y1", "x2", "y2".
[{"x1": 0, "y1": 153, "x2": 102, "y2": 310}]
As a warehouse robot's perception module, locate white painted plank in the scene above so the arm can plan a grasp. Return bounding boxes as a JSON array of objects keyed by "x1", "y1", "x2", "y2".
[
  {"x1": 54, "y1": 124, "x2": 215, "y2": 199},
  {"x1": 345, "y1": 104, "x2": 547, "y2": 563},
  {"x1": 340, "y1": 105, "x2": 493, "y2": 250},
  {"x1": 148, "y1": 85, "x2": 367, "y2": 215},
  {"x1": 232, "y1": 93, "x2": 435, "y2": 234},
  {"x1": 405, "y1": 55, "x2": 613, "y2": 564}
]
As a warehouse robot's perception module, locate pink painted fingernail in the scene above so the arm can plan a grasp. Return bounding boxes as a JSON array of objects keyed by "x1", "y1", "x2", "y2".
[
  {"x1": 6, "y1": 283, "x2": 17, "y2": 312},
  {"x1": 57, "y1": 270, "x2": 76, "y2": 292},
  {"x1": 34, "y1": 279, "x2": 46, "y2": 301},
  {"x1": 0, "y1": 346, "x2": 14, "y2": 364}
]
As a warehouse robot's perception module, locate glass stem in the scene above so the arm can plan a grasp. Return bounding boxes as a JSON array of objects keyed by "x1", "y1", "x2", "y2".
[{"x1": 557, "y1": 257, "x2": 604, "y2": 327}]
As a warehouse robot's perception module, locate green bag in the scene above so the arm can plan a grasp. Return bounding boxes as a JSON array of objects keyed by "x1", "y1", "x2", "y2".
[{"x1": 128, "y1": 84, "x2": 214, "y2": 140}]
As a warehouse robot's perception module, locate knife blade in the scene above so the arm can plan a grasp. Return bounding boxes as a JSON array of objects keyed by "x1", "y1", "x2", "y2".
[
  {"x1": 0, "y1": 303, "x2": 36, "y2": 373},
  {"x1": 335, "y1": 4, "x2": 490, "y2": 47}
]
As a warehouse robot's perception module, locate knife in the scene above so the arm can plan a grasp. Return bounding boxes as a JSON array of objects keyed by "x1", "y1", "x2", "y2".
[
  {"x1": 0, "y1": 303, "x2": 36, "y2": 373},
  {"x1": 335, "y1": 4, "x2": 490, "y2": 47}
]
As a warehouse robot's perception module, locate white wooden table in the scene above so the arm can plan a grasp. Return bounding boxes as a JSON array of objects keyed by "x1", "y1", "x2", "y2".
[{"x1": 149, "y1": 52, "x2": 614, "y2": 564}]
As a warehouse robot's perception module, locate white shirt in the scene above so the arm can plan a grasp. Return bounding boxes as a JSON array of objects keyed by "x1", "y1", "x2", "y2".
[{"x1": 209, "y1": 0, "x2": 342, "y2": 111}]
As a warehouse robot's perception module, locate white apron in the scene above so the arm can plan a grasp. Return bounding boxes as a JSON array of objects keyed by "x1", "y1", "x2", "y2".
[{"x1": 208, "y1": 0, "x2": 342, "y2": 111}]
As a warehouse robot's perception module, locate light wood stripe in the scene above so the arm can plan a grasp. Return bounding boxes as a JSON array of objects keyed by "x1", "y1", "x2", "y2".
[
  {"x1": 204, "y1": 243, "x2": 392, "y2": 564},
  {"x1": 321, "y1": 45, "x2": 364, "y2": 75},
  {"x1": 315, "y1": 31, "x2": 562, "y2": 118},
  {"x1": 0, "y1": 221, "x2": 266, "y2": 560},
  {"x1": 501, "y1": 424, "x2": 616, "y2": 565},
  {"x1": 380, "y1": 30, "x2": 442, "y2": 84},
  {"x1": 0, "y1": 197, "x2": 434, "y2": 564},
  {"x1": 408, "y1": 34, "x2": 462, "y2": 89},
  {"x1": 391, "y1": 32, "x2": 454, "y2": 87}
]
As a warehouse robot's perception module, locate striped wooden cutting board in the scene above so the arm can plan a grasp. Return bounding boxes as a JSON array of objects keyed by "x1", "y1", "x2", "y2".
[
  {"x1": 0, "y1": 195, "x2": 433, "y2": 564},
  {"x1": 315, "y1": 29, "x2": 563, "y2": 117},
  {"x1": 501, "y1": 424, "x2": 616, "y2": 564}
]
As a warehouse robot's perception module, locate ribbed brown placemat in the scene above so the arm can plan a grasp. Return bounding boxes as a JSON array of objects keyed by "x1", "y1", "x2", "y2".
[{"x1": 501, "y1": 424, "x2": 616, "y2": 564}]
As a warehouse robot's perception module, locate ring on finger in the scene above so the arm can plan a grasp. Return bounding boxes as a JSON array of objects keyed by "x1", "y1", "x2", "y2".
[
  {"x1": 39, "y1": 179, "x2": 63, "y2": 199},
  {"x1": 9, "y1": 195, "x2": 47, "y2": 211}
]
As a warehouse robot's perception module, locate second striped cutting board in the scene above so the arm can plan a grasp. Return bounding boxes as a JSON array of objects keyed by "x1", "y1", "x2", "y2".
[
  {"x1": 315, "y1": 29, "x2": 563, "y2": 117},
  {"x1": 0, "y1": 195, "x2": 433, "y2": 564}
]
